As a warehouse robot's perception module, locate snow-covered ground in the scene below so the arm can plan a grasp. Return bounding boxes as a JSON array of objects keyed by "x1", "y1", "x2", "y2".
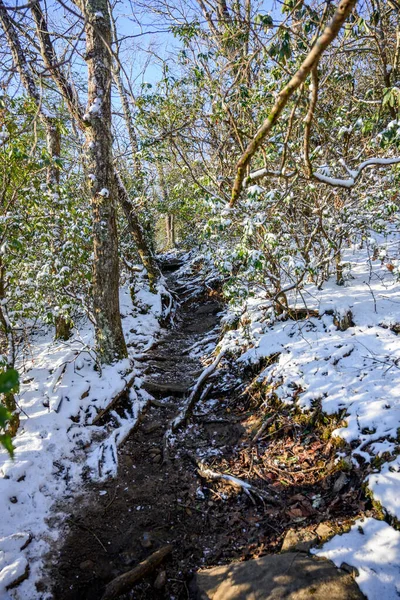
[
  {"x1": 220, "y1": 230, "x2": 400, "y2": 599},
  {"x1": 0, "y1": 274, "x2": 164, "y2": 599},
  {"x1": 313, "y1": 518, "x2": 400, "y2": 599}
]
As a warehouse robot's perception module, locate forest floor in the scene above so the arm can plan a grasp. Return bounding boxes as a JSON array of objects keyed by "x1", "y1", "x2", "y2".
[{"x1": 48, "y1": 259, "x2": 380, "y2": 600}]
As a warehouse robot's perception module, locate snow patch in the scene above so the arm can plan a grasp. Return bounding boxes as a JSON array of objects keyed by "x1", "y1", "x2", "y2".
[{"x1": 313, "y1": 518, "x2": 400, "y2": 600}]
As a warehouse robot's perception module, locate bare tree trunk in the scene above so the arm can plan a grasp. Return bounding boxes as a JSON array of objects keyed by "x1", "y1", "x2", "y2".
[
  {"x1": 47, "y1": 125, "x2": 72, "y2": 340},
  {"x1": 170, "y1": 214, "x2": 175, "y2": 247},
  {"x1": 77, "y1": 0, "x2": 127, "y2": 363},
  {"x1": 115, "y1": 171, "x2": 161, "y2": 291},
  {"x1": 165, "y1": 215, "x2": 175, "y2": 248},
  {"x1": 31, "y1": 0, "x2": 127, "y2": 359}
]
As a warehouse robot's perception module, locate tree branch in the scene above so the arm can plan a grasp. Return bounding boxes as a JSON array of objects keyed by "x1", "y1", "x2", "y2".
[{"x1": 230, "y1": 0, "x2": 358, "y2": 206}]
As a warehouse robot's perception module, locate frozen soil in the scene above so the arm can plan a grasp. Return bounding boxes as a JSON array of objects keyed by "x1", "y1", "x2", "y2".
[{"x1": 49, "y1": 265, "x2": 375, "y2": 600}]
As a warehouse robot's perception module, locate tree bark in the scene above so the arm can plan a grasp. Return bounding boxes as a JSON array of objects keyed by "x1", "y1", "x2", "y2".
[
  {"x1": 115, "y1": 170, "x2": 161, "y2": 291},
  {"x1": 77, "y1": 0, "x2": 127, "y2": 363},
  {"x1": 31, "y1": 0, "x2": 161, "y2": 290}
]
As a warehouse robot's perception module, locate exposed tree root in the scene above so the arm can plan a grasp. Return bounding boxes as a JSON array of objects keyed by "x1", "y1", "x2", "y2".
[
  {"x1": 101, "y1": 544, "x2": 173, "y2": 600},
  {"x1": 181, "y1": 450, "x2": 280, "y2": 506},
  {"x1": 170, "y1": 351, "x2": 225, "y2": 433}
]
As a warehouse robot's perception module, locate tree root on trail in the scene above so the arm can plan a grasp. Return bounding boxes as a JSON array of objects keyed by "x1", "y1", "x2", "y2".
[
  {"x1": 198, "y1": 464, "x2": 280, "y2": 505},
  {"x1": 162, "y1": 352, "x2": 224, "y2": 458},
  {"x1": 170, "y1": 351, "x2": 225, "y2": 433},
  {"x1": 101, "y1": 544, "x2": 173, "y2": 600},
  {"x1": 183, "y1": 451, "x2": 280, "y2": 505}
]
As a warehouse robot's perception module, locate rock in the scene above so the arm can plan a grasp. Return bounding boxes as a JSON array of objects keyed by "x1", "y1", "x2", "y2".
[
  {"x1": 316, "y1": 523, "x2": 333, "y2": 541},
  {"x1": 154, "y1": 569, "x2": 167, "y2": 589},
  {"x1": 340, "y1": 562, "x2": 360, "y2": 578},
  {"x1": 193, "y1": 553, "x2": 364, "y2": 599},
  {"x1": 149, "y1": 447, "x2": 161, "y2": 456},
  {"x1": 281, "y1": 528, "x2": 317, "y2": 553},
  {"x1": 333, "y1": 309, "x2": 354, "y2": 331},
  {"x1": 140, "y1": 532, "x2": 152, "y2": 549},
  {"x1": 80, "y1": 559, "x2": 95, "y2": 571},
  {"x1": 143, "y1": 422, "x2": 162, "y2": 435},
  {"x1": 333, "y1": 472, "x2": 348, "y2": 493},
  {"x1": 119, "y1": 551, "x2": 136, "y2": 566}
]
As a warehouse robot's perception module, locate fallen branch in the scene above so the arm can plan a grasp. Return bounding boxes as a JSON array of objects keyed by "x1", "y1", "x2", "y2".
[
  {"x1": 197, "y1": 462, "x2": 279, "y2": 505},
  {"x1": 171, "y1": 351, "x2": 225, "y2": 432},
  {"x1": 91, "y1": 372, "x2": 136, "y2": 425},
  {"x1": 101, "y1": 545, "x2": 173, "y2": 600},
  {"x1": 252, "y1": 415, "x2": 276, "y2": 443}
]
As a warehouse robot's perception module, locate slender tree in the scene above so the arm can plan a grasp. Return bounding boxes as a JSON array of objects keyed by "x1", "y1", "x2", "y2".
[
  {"x1": 75, "y1": 0, "x2": 127, "y2": 362},
  {"x1": 0, "y1": 0, "x2": 72, "y2": 340}
]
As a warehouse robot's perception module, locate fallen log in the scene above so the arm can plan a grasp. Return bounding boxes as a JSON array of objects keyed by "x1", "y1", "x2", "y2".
[
  {"x1": 101, "y1": 545, "x2": 173, "y2": 600},
  {"x1": 143, "y1": 380, "x2": 190, "y2": 395},
  {"x1": 91, "y1": 373, "x2": 136, "y2": 426},
  {"x1": 182, "y1": 450, "x2": 279, "y2": 505}
]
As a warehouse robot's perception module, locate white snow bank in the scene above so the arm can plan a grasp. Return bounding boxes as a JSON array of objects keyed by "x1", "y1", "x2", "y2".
[
  {"x1": 220, "y1": 230, "x2": 400, "y2": 599},
  {"x1": 0, "y1": 278, "x2": 163, "y2": 599},
  {"x1": 313, "y1": 517, "x2": 400, "y2": 600}
]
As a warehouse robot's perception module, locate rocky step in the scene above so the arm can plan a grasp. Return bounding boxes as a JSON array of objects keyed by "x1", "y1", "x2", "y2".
[
  {"x1": 142, "y1": 380, "x2": 191, "y2": 395},
  {"x1": 192, "y1": 552, "x2": 364, "y2": 600}
]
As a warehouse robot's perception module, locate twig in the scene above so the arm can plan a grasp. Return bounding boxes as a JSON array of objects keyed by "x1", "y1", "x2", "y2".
[{"x1": 67, "y1": 518, "x2": 108, "y2": 553}]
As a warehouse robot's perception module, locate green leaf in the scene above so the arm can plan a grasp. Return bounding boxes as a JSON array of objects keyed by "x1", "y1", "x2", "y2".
[
  {"x1": 0, "y1": 404, "x2": 10, "y2": 428},
  {"x1": 0, "y1": 433, "x2": 14, "y2": 457},
  {"x1": 0, "y1": 369, "x2": 19, "y2": 394}
]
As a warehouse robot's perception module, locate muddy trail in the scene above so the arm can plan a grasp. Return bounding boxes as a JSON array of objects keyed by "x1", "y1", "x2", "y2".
[{"x1": 51, "y1": 259, "x2": 373, "y2": 600}]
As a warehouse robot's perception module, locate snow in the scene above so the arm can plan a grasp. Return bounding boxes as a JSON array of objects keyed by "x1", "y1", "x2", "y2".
[
  {"x1": 368, "y1": 456, "x2": 400, "y2": 520},
  {"x1": 83, "y1": 97, "x2": 102, "y2": 121},
  {"x1": 247, "y1": 184, "x2": 264, "y2": 195},
  {"x1": 315, "y1": 156, "x2": 400, "y2": 188},
  {"x1": 0, "y1": 275, "x2": 163, "y2": 598},
  {"x1": 98, "y1": 187, "x2": 109, "y2": 197},
  {"x1": 219, "y1": 229, "x2": 400, "y2": 598},
  {"x1": 313, "y1": 518, "x2": 400, "y2": 600}
]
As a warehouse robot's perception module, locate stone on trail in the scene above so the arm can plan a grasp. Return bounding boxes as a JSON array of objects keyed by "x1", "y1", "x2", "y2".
[
  {"x1": 192, "y1": 552, "x2": 365, "y2": 599},
  {"x1": 280, "y1": 528, "x2": 317, "y2": 553}
]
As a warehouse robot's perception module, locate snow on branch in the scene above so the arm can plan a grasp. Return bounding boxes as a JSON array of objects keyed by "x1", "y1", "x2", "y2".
[
  {"x1": 314, "y1": 157, "x2": 400, "y2": 188},
  {"x1": 246, "y1": 167, "x2": 297, "y2": 184}
]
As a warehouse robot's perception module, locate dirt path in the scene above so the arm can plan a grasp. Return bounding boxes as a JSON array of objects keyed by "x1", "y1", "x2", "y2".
[
  {"x1": 50, "y1": 261, "x2": 371, "y2": 600},
  {"x1": 51, "y1": 262, "x2": 230, "y2": 599}
]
